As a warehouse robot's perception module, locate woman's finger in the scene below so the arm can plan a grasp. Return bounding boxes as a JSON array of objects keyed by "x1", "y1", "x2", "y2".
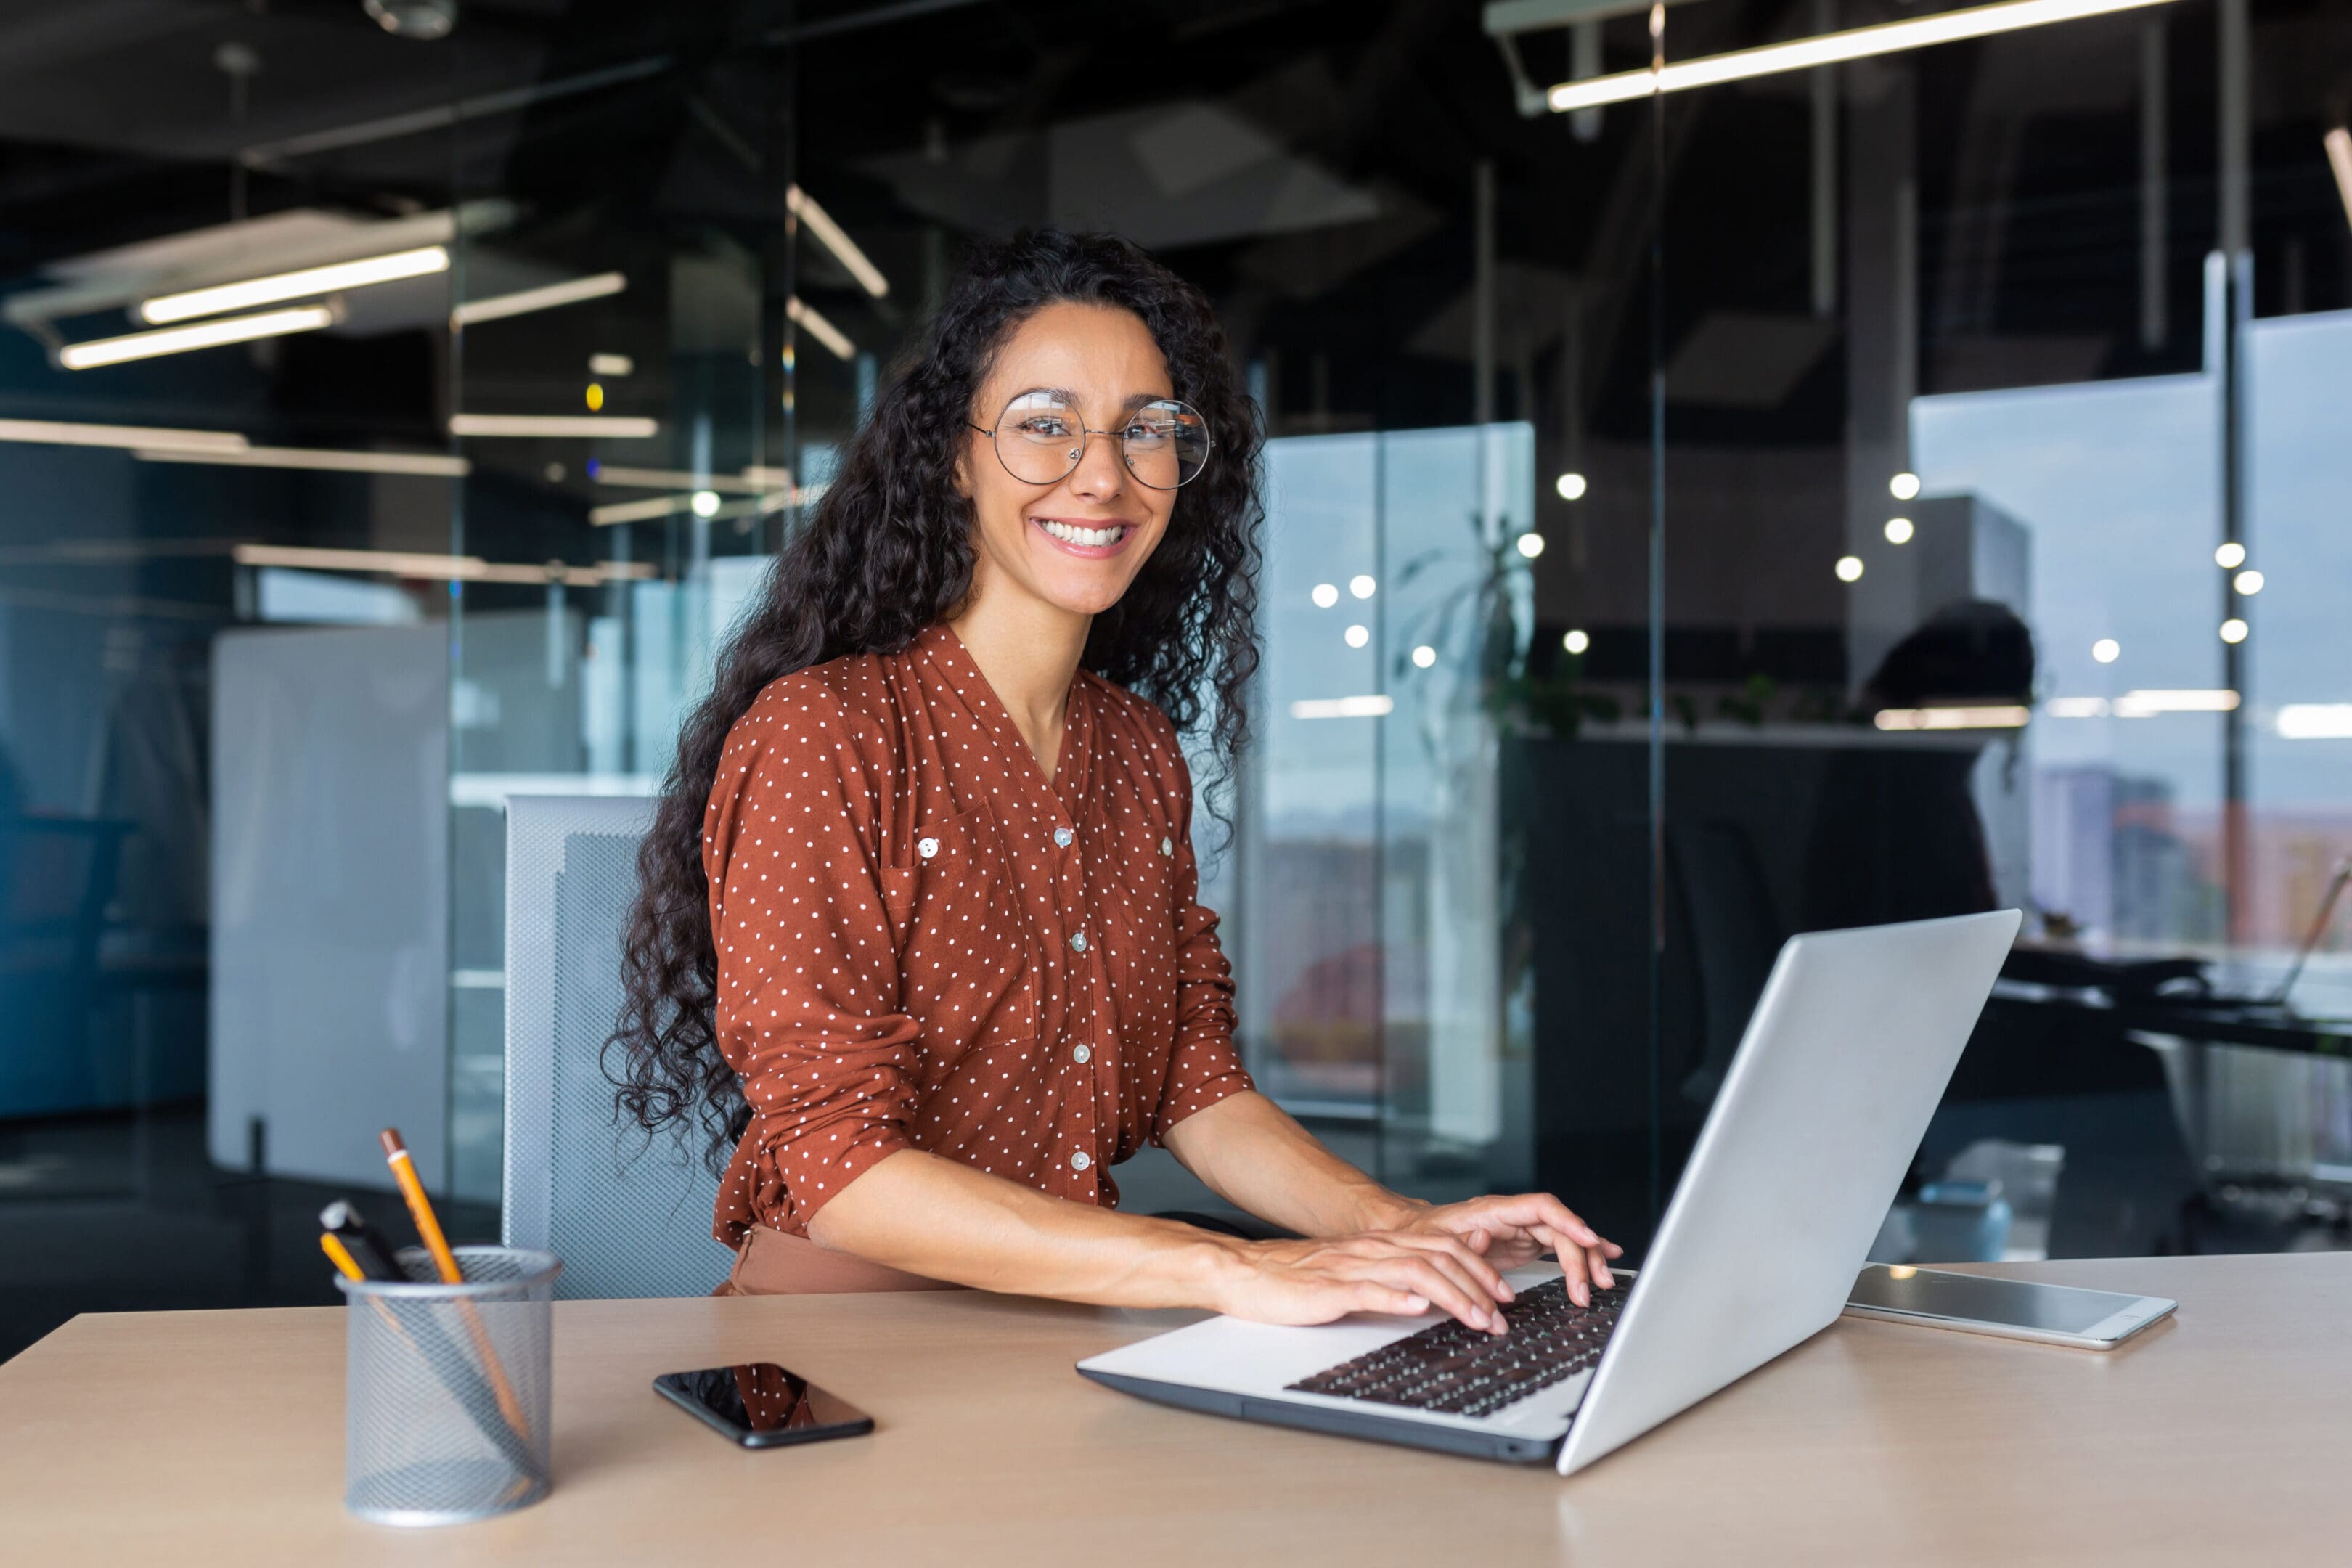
[
  {"x1": 1387, "y1": 1231, "x2": 1513, "y2": 1303},
  {"x1": 1349, "y1": 1254, "x2": 1500, "y2": 1333}
]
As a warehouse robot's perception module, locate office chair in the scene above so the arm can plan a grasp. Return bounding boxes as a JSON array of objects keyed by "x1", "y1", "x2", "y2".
[{"x1": 504, "y1": 795, "x2": 727, "y2": 1299}]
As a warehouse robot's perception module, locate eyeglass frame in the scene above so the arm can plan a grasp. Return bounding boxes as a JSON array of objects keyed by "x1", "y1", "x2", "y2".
[{"x1": 965, "y1": 391, "x2": 1214, "y2": 492}]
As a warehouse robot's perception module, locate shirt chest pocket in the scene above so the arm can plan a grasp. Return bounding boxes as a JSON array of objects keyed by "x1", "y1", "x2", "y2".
[{"x1": 881, "y1": 805, "x2": 1040, "y2": 1046}]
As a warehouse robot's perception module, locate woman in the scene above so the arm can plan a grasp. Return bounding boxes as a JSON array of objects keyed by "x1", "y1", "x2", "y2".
[{"x1": 614, "y1": 229, "x2": 1619, "y2": 1333}]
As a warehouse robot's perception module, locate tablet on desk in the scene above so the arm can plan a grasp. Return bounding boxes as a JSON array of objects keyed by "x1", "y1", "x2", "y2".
[{"x1": 1845, "y1": 1264, "x2": 2176, "y2": 1349}]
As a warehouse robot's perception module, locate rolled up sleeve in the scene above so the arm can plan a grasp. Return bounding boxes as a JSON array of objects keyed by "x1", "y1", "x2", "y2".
[
  {"x1": 707, "y1": 683, "x2": 919, "y2": 1233},
  {"x1": 1148, "y1": 747, "x2": 1254, "y2": 1143}
]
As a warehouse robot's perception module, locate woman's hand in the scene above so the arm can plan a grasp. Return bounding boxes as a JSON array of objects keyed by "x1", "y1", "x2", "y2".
[
  {"x1": 1389, "y1": 1193, "x2": 1624, "y2": 1307},
  {"x1": 1208, "y1": 1231, "x2": 1522, "y2": 1334}
]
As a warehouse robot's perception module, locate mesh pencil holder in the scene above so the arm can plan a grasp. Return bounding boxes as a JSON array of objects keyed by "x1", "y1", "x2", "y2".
[{"x1": 337, "y1": 1245, "x2": 563, "y2": 1526}]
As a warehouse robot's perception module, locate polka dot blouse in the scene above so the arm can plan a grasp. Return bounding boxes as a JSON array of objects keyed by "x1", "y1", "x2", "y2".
[{"x1": 701, "y1": 620, "x2": 1255, "y2": 1250}]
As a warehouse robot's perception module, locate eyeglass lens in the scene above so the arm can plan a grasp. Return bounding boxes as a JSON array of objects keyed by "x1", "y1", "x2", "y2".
[{"x1": 992, "y1": 393, "x2": 1210, "y2": 490}]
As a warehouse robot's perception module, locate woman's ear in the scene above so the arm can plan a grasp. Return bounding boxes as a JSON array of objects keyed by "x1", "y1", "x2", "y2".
[{"x1": 951, "y1": 437, "x2": 973, "y2": 501}]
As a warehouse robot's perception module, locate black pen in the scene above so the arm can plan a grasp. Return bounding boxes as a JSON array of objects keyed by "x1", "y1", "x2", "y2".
[{"x1": 320, "y1": 1199, "x2": 407, "y2": 1282}]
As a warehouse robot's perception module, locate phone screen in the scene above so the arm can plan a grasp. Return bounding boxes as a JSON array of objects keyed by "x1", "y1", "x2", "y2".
[
  {"x1": 654, "y1": 1364, "x2": 874, "y2": 1445},
  {"x1": 1850, "y1": 1265, "x2": 2133, "y2": 1335}
]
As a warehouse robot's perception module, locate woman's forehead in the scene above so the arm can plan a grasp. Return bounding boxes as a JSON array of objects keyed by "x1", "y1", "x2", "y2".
[{"x1": 982, "y1": 303, "x2": 1171, "y2": 404}]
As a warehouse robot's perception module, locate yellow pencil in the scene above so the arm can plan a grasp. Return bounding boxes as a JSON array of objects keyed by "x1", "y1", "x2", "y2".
[{"x1": 377, "y1": 1127, "x2": 532, "y2": 1443}]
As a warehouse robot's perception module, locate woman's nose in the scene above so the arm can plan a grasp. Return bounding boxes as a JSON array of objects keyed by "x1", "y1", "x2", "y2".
[{"x1": 1066, "y1": 429, "x2": 1130, "y2": 501}]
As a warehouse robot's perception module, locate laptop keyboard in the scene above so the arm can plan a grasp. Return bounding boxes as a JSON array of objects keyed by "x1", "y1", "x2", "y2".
[{"x1": 1285, "y1": 1277, "x2": 1628, "y2": 1419}]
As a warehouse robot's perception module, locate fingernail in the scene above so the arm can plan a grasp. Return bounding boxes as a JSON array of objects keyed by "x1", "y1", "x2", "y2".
[
  {"x1": 1598, "y1": 1267, "x2": 1616, "y2": 1287},
  {"x1": 1406, "y1": 1296, "x2": 1428, "y2": 1312}
]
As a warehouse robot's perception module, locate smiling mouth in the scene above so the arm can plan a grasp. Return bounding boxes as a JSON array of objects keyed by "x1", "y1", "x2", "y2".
[{"x1": 1034, "y1": 518, "x2": 1130, "y2": 548}]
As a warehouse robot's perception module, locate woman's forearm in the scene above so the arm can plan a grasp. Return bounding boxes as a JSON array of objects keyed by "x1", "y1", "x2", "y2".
[
  {"x1": 805, "y1": 1148, "x2": 1251, "y2": 1308},
  {"x1": 1161, "y1": 1090, "x2": 1424, "y2": 1238}
]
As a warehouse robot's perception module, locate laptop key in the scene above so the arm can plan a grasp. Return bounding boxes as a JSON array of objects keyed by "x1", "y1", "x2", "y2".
[{"x1": 1286, "y1": 1277, "x2": 1628, "y2": 1418}]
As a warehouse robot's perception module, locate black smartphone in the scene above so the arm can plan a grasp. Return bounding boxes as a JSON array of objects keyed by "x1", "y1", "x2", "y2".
[{"x1": 652, "y1": 1363, "x2": 875, "y2": 1448}]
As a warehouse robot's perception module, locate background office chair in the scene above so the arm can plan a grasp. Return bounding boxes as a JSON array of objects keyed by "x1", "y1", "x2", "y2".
[{"x1": 504, "y1": 795, "x2": 727, "y2": 1299}]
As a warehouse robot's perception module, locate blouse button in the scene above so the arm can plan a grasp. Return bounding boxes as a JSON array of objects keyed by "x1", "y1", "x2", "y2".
[
  {"x1": 1073, "y1": 1043, "x2": 1093, "y2": 1064},
  {"x1": 1070, "y1": 1151, "x2": 1092, "y2": 1172},
  {"x1": 1070, "y1": 930, "x2": 1088, "y2": 952},
  {"x1": 1159, "y1": 836, "x2": 1173, "y2": 857},
  {"x1": 1053, "y1": 826, "x2": 1074, "y2": 849},
  {"x1": 918, "y1": 837, "x2": 939, "y2": 859}
]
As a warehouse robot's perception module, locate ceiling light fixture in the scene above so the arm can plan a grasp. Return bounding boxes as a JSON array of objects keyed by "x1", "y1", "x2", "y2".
[
  {"x1": 786, "y1": 186, "x2": 890, "y2": 298},
  {"x1": 1546, "y1": 0, "x2": 2181, "y2": 114},
  {"x1": 587, "y1": 353, "x2": 634, "y2": 377},
  {"x1": 449, "y1": 415, "x2": 660, "y2": 438},
  {"x1": 1873, "y1": 705, "x2": 2031, "y2": 731},
  {"x1": 139, "y1": 245, "x2": 448, "y2": 324},
  {"x1": 2113, "y1": 688, "x2": 2239, "y2": 716},
  {"x1": 589, "y1": 465, "x2": 781, "y2": 494},
  {"x1": 2277, "y1": 703, "x2": 2352, "y2": 740},
  {"x1": 786, "y1": 295, "x2": 856, "y2": 360},
  {"x1": 232, "y1": 542, "x2": 653, "y2": 587},
  {"x1": 1290, "y1": 695, "x2": 1395, "y2": 719},
  {"x1": 1835, "y1": 555, "x2": 1864, "y2": 582},
  {"x1": 452, "y1": 271, "x2": 626, "y2": 326},
  {"x1": 1563, "y1": 629, "x2": 1590, "y2": 655},
  {"x1": 1884, "y1": 517, "x2": 1914, "y2": 544},
  {"x1": 1555, "y1": 471, "x2": 1588, "y2": 501},
  {"x1": 134, "y1": 445, "x2": 469, "y2": 478},
  {"x1": 59, "y1": 306, "x2": 335, "y2": 369},
  {"x1": 0, "y1": 417, "x2": 248, "y2": 454},
  {"x1": 2216, "y1": 541, "x2": 2246, "y2": 568}
]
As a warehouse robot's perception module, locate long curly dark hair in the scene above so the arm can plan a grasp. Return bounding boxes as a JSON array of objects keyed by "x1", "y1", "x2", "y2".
[{"x1": 609, "y1": 229, "x2": 1264, "y2": 1169}]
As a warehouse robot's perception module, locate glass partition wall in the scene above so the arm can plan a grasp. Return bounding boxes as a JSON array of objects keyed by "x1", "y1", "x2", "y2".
[{"x1": 5, "y1": 0, "x2": 2349, "y2": 1349}]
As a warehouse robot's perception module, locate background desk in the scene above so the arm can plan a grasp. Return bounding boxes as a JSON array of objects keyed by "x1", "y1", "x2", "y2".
[{"x1": 3, "y1": 1254, "x2": 2346, "y2": 1566}]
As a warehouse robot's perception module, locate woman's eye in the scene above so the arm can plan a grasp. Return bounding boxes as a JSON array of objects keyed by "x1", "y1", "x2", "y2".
[
  {"x1": 1124, "y1": 420, "x2": 1167, "y2": 443},
  {"x1": 1020, "y1": 417, "x2": 1072, "y2": 437}
]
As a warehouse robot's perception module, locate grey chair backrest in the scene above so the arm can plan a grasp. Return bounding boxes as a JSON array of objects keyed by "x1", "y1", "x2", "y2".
[{"x1": 503, "y1": 795, "x2": 727, "y2": 1299}]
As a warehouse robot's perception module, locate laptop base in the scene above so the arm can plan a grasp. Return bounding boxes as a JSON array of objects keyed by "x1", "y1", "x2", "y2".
[{"x1": 1077, "y1": 1367, "x2": 1564, "y2": 1464}]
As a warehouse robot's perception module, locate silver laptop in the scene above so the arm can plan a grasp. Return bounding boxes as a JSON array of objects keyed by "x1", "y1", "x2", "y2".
[{"x1": 1079, "y1": 910, "x2": 2022, "y2": 1474}]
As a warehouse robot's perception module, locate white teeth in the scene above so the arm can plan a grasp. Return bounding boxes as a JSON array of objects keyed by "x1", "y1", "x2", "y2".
[{"x1": 1040, "y1": 519, "x2": 1126, "y2": 547}]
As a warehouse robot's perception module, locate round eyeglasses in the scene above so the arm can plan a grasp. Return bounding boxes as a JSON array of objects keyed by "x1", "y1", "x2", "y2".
[{"x1": 970, "y1": 391, "x2": 1212, "y2": 491}]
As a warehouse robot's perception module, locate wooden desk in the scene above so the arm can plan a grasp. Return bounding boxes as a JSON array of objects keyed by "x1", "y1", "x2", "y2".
[{"x1": 4, "y1": 1254, "x2": 2347, "y2": 1565}]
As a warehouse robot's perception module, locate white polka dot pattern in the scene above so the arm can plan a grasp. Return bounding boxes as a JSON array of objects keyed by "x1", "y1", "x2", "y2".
[{"x1": 701, "y1": 621, "x2": 1254, "y2": 1249}]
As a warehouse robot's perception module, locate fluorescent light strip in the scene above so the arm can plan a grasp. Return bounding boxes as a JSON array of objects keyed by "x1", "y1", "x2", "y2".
[
  {"x1": 1547, "y1": 0, "x2": 2180, "y2": 114},
  {"x1": 452, "y1": 271, "x2": 627, "y2": 326},
  {"x1": 787, "y1": 295, "x2": 856, "y2": 360},
  {"x1": 2044, "y1": 696, "x2": 2111, "y2": 718},
  {"x1": 1290, "y1": 695, "x2": 1396, "y2": 720},
  {"x1": 0, "y1": 417, "x2": 247, "y2": 454},
  {"x1": 2279, "y1": 704, "x2": 2352, "y2": 740},
  {"x1": 587, "y1": 353, "x2": 634, "y2": 377},
  {"x1": 134, "y1": 445, "x2": 470, "y2": 478},
  {"x1": 589, "y1": 489, "x2": 800, "y2": 526},
  {"x1": 590, "y1": 465, "x2": 783, "y2": 494},
  {"x1": 449, "y1": 415, "x2": 660, "y2": 438},
  {"x1": 2113, "y1": 688, "x2": 2239, "y2": 716},
  {"x1": 589, "y1": 494, "x2": 691, "y2": 526},
  {"x1": 2327, "y1": 129, "x2": 2352, "y2": 233},
  {"x1": 1873, "y1": 705, "x2": 2031, "y2": 731},
  {"x1": 140, "y1": 245, "x2": 449, "y2": 324},
  {"x1": 786, "y1": 185, "x2": 890, "y2": 298},
  {"x1": 232, "y1": 543, "x2": 653, "y2": 587},
  {"x1": 60, "y1": 306, "x2": 335, "y2": 369}
]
